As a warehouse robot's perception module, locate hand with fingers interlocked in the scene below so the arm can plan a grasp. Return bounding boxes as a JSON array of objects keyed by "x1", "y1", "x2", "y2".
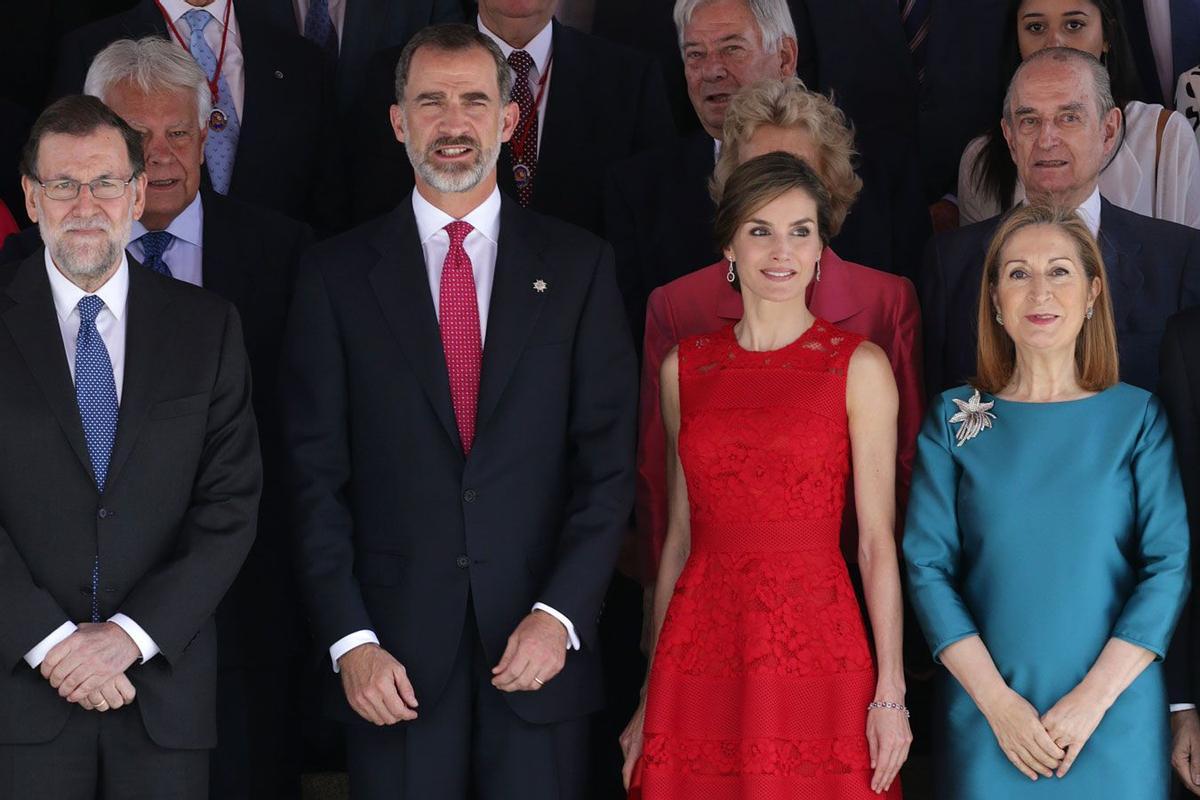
[
  {"x1": 40, "y1": 622, "x2": 140, "y2": 709},
  {"x1": 981, "y1": 688, "x2": 1065, "y2": 781}
]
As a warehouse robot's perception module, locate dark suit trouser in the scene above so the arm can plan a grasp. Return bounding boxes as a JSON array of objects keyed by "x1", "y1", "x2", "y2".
[
  {"x1": 345, "y1": 606, "x2": 588, "y2": 800},
  {"x1": 0, "y1": 703, "x2": 207, "y2": 799}
]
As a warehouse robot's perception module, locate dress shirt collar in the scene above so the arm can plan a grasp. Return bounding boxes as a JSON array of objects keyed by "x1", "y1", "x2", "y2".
[
  {"x1": 132, "y1": 191, "x2": 204, "y2": 248},
  {"x1": 478, "y1": 15, "x2": 554, "y2": 75},
  {"x1": 412, "y1": 186, "x2": 502, "y2": 247},
  {"x1": 44, "y1": 249, "x2": 130, "y2": 324},
  {"x1": 161, "y1": 0, "x2": 230, "y2": 28},
  {"x1": 1076, "y1": 186, "x2": 1101, "y2": 237}
]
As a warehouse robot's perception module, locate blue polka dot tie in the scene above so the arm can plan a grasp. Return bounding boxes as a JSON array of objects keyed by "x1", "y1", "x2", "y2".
[
  {"x1": 303, "y1": 0, "x2": 338, "y2": 57},
  {"x1": 75, "y1": 296, "x2": 118, "y2": 621},
  {"x1": 183, "y1": 8, "x2": 241, "y2": 194},
  {"x1": 139, "y1": 230, "x2": 174, "y2": 277}
]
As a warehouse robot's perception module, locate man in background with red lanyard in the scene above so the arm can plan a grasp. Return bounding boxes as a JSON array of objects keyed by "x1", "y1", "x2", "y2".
[
  {"x1": 50, "y1": 0, "x2": 342, "y2": 232},
  {"x1": 342, "y1": 0, "x2": 674, "y2": 233}
]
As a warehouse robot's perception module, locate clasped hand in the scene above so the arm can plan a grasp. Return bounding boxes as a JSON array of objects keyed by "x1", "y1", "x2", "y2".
[
  {"x1": 40, "y1": 622, "x2": 139, "y2": 712},
  {"x1": 984, "y1": 686, "x2": 1107, "y2": 780},
  {"x1": 340, "y1": 611, "x2": 568, "y2": 726}
]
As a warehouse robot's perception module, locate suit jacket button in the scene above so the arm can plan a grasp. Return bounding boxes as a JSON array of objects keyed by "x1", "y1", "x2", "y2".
[
  {"x1": 463, "y1": 489, "x2": 477, "y2": 503},
  {"x1": 97, "y1": 507, "x2": 110, "y2": 519},
  {"x1": 456, "y1": 555, "x2": 470, "y2": 569}
]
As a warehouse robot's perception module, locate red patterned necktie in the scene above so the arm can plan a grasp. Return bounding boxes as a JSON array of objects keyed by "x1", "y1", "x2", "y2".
[
  {"x1": 507, "y1": 49, "x2": 539, "y2": 207},
  {"x1": 439, "y1": 221, "x2": 482, "y2": 454}
]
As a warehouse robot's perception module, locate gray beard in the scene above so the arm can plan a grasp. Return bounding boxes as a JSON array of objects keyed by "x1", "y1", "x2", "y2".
[
  {"x1": 405, "y1": 116, "x2": 504, "y2": 194},
  {"x1": 38, "y1": 204, "x2": 133, "y2": 286}
]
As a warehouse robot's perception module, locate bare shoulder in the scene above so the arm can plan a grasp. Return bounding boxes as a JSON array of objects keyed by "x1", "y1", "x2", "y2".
[{"x1": 847, "y1": 340, "x2": 897, "y2": 402}]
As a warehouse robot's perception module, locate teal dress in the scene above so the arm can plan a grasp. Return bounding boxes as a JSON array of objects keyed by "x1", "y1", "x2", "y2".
[{"x1": 904, "y1": 384, "x2": 1191, "y2": 799}]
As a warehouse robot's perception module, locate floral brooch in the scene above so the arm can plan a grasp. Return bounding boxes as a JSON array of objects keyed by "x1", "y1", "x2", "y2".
[{"x1": 948, "y1": 389, "x2": 996, "y2": 447}]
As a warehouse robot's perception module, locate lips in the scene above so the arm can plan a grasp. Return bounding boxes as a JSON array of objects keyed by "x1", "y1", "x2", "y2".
[
  {"x1": 760, "y1": 268, "x2": 796, "y2": 282},
  {"x1": 147, "y1": 178, "x2": 181, "y2": 189},
  {"x1": 705, "y1": 93, "x2": 731, "y2": 106},
  {"x1": 1033, "y1": 159, "x2": 1068, "y2": 168},
  {"x1": 1025, "y1": 313, "x2": 1059, "y2": 325}
]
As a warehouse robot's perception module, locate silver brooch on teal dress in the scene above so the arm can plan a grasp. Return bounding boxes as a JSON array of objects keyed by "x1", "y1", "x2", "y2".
[{"x1": 949, "y1": 389, "x2": 996, "y2": 447}]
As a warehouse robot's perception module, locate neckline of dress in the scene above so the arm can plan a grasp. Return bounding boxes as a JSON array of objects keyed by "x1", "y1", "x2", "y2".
[
  {"x1": 725, "y1": 318, "x2": 824, "y2": 355},
  {"x1": 986, "y1": 388, "x2": 1108, "y2": 407}
]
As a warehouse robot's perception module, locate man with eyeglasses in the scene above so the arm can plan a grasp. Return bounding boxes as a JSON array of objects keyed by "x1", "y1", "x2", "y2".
[
  {"x1": 78, "y1": 36, "x2": 311, "y2": 799},
  {"x1": 0, "y1": 94, "x2": 260, "y2": 799}
]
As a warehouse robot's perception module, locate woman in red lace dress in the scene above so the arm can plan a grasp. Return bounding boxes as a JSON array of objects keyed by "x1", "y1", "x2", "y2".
[{"x1": 621, "y1": 152, "x2": 911, "y2": 798}]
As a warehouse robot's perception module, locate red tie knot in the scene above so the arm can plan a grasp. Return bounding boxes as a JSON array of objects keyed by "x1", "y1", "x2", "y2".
[
  {"x1": 507, "y1": 49, "x2": 534, "y2": 78},
  {"x1": 445, "y1": 220, "x2": 473, "y2": 249}
]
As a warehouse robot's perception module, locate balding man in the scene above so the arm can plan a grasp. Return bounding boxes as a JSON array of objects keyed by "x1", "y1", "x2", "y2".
[{"x1": 921, "y1": 47, "x2": 1200, "y2": 395}]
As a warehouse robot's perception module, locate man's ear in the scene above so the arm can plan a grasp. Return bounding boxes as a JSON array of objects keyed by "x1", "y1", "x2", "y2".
[{"x1": 390, "y1": 104, "x2": 407, "y2": 144}]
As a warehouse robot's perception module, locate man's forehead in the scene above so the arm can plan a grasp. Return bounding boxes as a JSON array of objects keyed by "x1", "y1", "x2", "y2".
[
  {"x1": 37, "y1": 130, "x2": 130, "y2": 174},
  {"x1": 683, "y1": 0, "x2": 760, "y2": 43},
  {"x1": 410, "y1": 45, "x2": 497, "y2": 86}
]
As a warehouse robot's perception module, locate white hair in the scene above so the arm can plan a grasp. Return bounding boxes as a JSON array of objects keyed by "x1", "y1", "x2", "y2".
[
  {"x1": 673, "y1": 0, "x2": 796, "y2": 53},
  {"x1": 83, "y1": 36, "x2": 212, "y2": 129}
]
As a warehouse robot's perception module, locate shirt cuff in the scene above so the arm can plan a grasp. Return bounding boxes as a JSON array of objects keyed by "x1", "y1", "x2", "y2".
[
  {"x1": 330, "y1": 630, "x2": 380, "y2": 673},
  {"x1": 1171, "y1": 703, "x2": 1197, "y2": 712},
  {"x1": 23, "y1": 621, "x2": 78, "y2": 668},
  {"x1": 532, "y1": 603, "x2": 580, "y2": 650},
  {"x1": 109, "y1": 613, "x2": 160, "y2": 663}
]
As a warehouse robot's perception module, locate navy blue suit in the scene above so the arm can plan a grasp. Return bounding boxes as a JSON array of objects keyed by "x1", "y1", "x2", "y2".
[
  {"x1": 793, "y1": 0, "x2": 1008, "y2": 203},
  {"x1": 921, "y1": 197, "x2": 1200, "y2": 396}
]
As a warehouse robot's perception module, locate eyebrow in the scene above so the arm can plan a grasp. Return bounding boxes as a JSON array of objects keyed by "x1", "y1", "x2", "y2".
[
  {"x1": 683, "y1": 32, "x2": 750, "y2": 49},
  {"x1": 747, "y1": 217, "x2": 815, "y2": 226},
  {"x1": 1021, "y1": 9, "x2": 1090, "y2": 18},
  {"x1": 1013, "y1": 101, "x2": 1087, "y2": 115}
]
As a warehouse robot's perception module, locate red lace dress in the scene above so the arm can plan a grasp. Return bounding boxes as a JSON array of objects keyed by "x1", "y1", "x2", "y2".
[{"x1": 631, "y1": 320, "x2": 900, "y2": 800}]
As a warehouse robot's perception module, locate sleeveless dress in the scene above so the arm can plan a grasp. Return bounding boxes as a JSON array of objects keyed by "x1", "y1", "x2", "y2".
[{"x1": 631, "y1": 320, "x2": 902, "y2": 800}]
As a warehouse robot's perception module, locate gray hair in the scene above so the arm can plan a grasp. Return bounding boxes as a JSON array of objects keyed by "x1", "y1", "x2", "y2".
[
  {"x1": 1003, "y1": 47, "x2": 1116, "y2": 123},
  {"x1": 83, "y1": 36, "x2": 212, "y2": 129},
  {"x1": 673, "y1": 0, "x2": 796, "y2": 53},
  {"x1": 394, "y1": 24, "x2": 512, "y2": 105}
]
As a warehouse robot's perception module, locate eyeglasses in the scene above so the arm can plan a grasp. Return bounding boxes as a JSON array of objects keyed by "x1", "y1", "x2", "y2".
[{"x1": 35, "y1": 176, "x2": 136, "y2": 201}]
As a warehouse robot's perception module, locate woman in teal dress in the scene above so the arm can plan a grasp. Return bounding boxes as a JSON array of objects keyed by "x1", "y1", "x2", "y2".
[{"x1": 904, "y1": 204, "x2": 1191, "y2": 798}]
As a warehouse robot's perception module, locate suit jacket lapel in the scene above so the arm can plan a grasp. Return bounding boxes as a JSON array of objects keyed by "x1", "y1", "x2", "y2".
[
  {"x1": 106, "y1": 263, "x2": 172, "y2": 488},
  {"x1": 475, "y1": 197, "x2": 550, "y2": 436},
  {"x1": 1097, "y1": 198, "x2": 1143, "y2": 330},
  {"x1": 1, "y1": 252, "x2": 93, "y2": 482},
  {"x1": 367, "y1": 203, "x2": 463, "y2": 452},
  {"x1": 809, "y1": 247, "x2": 866, "y2": 325}
]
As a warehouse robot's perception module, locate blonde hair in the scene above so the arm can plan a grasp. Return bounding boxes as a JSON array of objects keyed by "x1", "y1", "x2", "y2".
[
  {"x1": 974, "y1": 204, "x2": 1119, "y2": 393},
  {"x1": 712, "y1": 77, "x2": 862, "y2": 237}
]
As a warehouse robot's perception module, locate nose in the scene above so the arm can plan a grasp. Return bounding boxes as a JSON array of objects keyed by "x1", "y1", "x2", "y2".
[
  {"x1": 1035, "y1": 118, "x2": 1061, "y2": 149},
  {"x1": 72, "y1": 183, "x2": 100, "y2": 214},
  {"x1": 1028, "y1": 273, "x2": 1052, "y2": 301},
  {"x1": 1046, "y1": 30, "x2": 1065, "y2": 49},
  {"x1": 143, "y1": 131, "x2": 171, "y2": 164},
  {"x1": 699, "y1": 54, "x2": 729, "y2": 82}
]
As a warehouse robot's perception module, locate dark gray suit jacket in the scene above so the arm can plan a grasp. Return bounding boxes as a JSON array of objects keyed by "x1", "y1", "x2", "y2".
[{"x1": 0, "y1": 251, "x2": 261, "y2": 748}]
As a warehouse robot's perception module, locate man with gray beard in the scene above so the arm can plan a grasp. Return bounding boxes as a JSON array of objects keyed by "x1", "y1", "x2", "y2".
[
  {"x1": 281, "y1": 24, "x2": 636, "y2": 798},
  {"x1": 0, "y1": 95, "x2": 259, "y2": 798}
]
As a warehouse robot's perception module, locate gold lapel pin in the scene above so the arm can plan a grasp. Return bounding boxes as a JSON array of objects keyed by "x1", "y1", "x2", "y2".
[{"x1": 533, "y1": 279, "x2": 548, "y2": 293}]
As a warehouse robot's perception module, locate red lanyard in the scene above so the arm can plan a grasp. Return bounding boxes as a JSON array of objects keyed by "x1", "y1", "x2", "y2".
[
  {"x1": 509, "y1": 55, "x2": 552, "y2": 165},
  {"x1": 156, "y1": 0, "x2": 232, "y2": 108}
]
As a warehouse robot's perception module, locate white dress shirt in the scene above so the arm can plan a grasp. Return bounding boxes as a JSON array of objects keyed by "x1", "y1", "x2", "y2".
[
  {"x1": 327, "y1": 185, "x2": 580, "y2": 671},
  {"x1": 23, "y1": 253, "x2": 160, "y2": 668},
  {"x1": 1075, "y1": 185, "x2": 1101, "y2": 236},
  {"x1": 479, "y1": 16, "x2": 553, "y2": 152},
  {"x1": 129, "y1": 192, "x2": 205, "y2": 287},
  {"x1": 160, "y1": 0, "x2": 246, "y2": 121},
  {"x1": 292, "y1": 0, "x2": 347, "y2": 45}
]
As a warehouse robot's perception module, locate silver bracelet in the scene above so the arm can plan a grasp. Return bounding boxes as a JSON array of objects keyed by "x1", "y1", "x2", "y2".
[{"x1": 867, "y1": 701, "x2": 910, "y2": 718}]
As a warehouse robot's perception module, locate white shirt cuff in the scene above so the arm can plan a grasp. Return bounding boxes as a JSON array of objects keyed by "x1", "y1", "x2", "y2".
[
  {"x1": 532, "y1": 603, "x2": 580, "y2": 650},
  {"x1": 23, "y1": 621, "x2": 78, "y2": 668},
  {"x1": 109, "y1": 614, "x2": 160, "y2": 663},
  {"x1": 1171, "y1": 703, "x2": 1197, "y2": 712},
  {"x1": 330, "y1": 630, "x2": 380, "y2": 673}
]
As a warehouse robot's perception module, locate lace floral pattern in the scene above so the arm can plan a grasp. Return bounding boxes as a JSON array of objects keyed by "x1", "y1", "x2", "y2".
[{"x1": 634, "y1": 321, "x2": 900, "y2": 798}]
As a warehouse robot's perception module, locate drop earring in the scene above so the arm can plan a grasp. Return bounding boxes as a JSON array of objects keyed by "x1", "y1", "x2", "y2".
[
  {"x1": 815, "y1": 259, "x2": 821, "y2": 283},
  {"x1": 995, "y1": 311, "x2": 1004, "y2": 326},
  {"x1": 726, "y1": 258, "x2": 736, "y2": 283},
  {"x1": 1085, "y1": 306, "x2": 1094, "y2": 320}
]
